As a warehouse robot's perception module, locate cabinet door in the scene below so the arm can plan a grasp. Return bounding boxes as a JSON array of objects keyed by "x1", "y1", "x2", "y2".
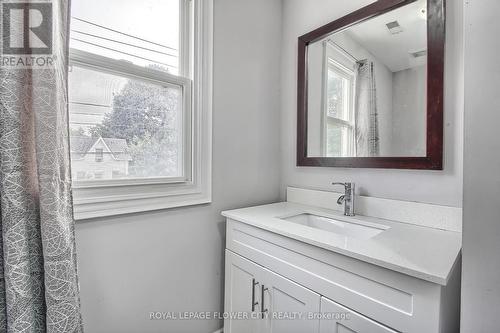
[
  {"x1": 224, "y1": 250, "x2": 264, "y2": 333},
  {"x1": 320, "y1": 297, "x2": 398, "y2": 333},
  {"x1": 262, "y1": 268, "x2": 321, "y2": 333}
]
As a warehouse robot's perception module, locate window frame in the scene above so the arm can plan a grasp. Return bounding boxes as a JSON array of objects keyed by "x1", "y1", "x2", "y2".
[
  {"x1": 69, "y1": 0, "x2": 213, "y2": 220},
  {"x1": 321, "y1": 41, "x2": 357, "y2": 157},
  {"x1": 95, "y1": 148, "x2": 104, "y2": 162},
  {"x1": 69, "y1": 50, "x2": 193, "y2": 188}
]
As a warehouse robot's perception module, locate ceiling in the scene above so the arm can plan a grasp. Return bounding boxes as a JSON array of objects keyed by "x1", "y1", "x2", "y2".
[{"x1": 345, "y1": 0, "x2": 427, "y2": 72}]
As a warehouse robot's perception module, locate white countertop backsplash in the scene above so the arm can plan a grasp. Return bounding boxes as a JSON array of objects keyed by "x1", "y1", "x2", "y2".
[
  {"x1": 287, "y1": 186, "x2": 463, "y2": 232},
  {"x1": 222, "y1": 188, "x2": 462, "y2": 285}
]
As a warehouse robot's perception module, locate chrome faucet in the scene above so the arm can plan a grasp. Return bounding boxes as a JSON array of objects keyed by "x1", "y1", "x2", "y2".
[{"x1": 332, "y1": 182, "x2": 355, "y2": 216}]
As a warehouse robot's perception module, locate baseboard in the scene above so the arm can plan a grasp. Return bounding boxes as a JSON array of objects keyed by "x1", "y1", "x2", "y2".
[{"x1": 212, "y1": 329, "x2": 223, "y2": 333}]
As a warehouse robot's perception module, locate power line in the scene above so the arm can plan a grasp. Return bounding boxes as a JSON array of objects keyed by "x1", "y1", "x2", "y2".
[
  {"x1": 70, "y1": 101, "x2": 111, "y2": 108},
  {"x1": 70, "y1": 113, "x2": 107, "y2": 117},
  {"x1": 71, "y1": 30, "x2": 178, "y2": 58},
  {"x1": 69, "y1": 102, "x2": 181, "y2": 114},
  {"x1": 72, "y1": 17, "x2": 178, "y2": 52},
  {"x1": 69, "y1": 121, "x2": 103, "y2": 126},
  {"x1": 71, "y1": 37, "x2": 178, "y2": 69},
  {"x1": 70, "y1": 103, "x2": 181, "y2": 116}
]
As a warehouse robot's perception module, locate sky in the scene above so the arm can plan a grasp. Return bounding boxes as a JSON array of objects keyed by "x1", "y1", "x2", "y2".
[
  {"x1": 70, "y1": 0, "x2": 180, "y2": 73},
  {"x1": 68, "y1": 0, "x2": 182, "y2": 133}
]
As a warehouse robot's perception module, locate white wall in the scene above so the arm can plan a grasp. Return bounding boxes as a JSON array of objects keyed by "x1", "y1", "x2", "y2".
[
  {"x1": 391, "y1": 65, "x2": 427, "y2": 156},
  {"x1": 75, "y1": 0, "x2": 282, "y2": 332},
  {"x1": 305, "y1": 40, "x2": 326, "y2": 156},
  {"x1": 461, "y1": 0, "x2": 500, "y2": 331},
  {"x1": 280, "y1": 0, "x2": 464, "y2": 207}
]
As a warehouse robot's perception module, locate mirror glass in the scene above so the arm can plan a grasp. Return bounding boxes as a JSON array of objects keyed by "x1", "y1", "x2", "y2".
[{"x1": 306, "y1": 0, "x2": 427, "y2": 158}]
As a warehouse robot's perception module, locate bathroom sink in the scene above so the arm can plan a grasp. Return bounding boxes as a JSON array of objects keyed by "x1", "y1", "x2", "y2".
[{"x1": 281, "y1": 213, "x2": 387, "y2": 240}]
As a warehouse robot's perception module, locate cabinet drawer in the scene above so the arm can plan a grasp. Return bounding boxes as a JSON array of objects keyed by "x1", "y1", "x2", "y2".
[{"x1": 320, "y1": 297, "x2": 398, "y2": 333}]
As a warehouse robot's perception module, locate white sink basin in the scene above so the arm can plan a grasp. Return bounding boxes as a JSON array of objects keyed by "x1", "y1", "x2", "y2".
[{"x1": 281, "y1": 213, "x2": 388, "y2": 240}]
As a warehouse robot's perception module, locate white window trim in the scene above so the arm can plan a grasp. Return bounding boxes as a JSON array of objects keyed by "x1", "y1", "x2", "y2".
[
  {"x1": 70, "y1": 0, "x2": 213, "y2": 220},
  {"x1": 321, "y1": 41, "x2": 357, "y2": 157},
  {"x1": 69, "y1": 50, "x2": 193, "y2": 188}
]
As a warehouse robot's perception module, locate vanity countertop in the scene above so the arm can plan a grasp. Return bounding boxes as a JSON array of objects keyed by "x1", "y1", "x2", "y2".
[{"x1": 222, "y1": 202, "x2": 462, "y2": 285}]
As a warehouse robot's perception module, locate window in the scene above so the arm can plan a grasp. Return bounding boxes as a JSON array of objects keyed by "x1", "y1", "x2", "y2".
[
  {"x1": 69, "y1": 0, "x2": 213, "y2": 219},
  {"x1": 95, "y1": 148, "x2": 103, "y2": 162},
  {"x1": 69, "y1": 66, "x2": 187, "y2": 179},
  {"x1": 322, "y1": 42, "x2": 356, "y2": 157}
]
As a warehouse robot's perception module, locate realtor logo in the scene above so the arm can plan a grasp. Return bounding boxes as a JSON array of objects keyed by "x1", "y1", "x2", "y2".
[{"x1": 1, "y1": 1, "x2": 54, "y2": 68}]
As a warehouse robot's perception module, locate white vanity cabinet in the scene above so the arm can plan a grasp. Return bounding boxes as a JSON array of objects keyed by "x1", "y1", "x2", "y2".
[
  {"x1": 225, "y1": 250, "x2": 396, "y2": 333},
  {"x1": 223, "y1": 218, "x2": 461, "y2": 333}
]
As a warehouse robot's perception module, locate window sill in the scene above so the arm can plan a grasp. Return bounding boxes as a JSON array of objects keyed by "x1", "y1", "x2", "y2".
[{"x1": 72, "y1": 181, "x2": 211, "y2": 220}]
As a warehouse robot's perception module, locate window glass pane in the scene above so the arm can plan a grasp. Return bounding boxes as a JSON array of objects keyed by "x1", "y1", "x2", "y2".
[
  {"x1": 95, "y1": 148, "x2": 103, "y2": 162},
  {"x1": 326, "y1": 122, "x2": 353, "y2": 157},
  {"x1": 69, "y1": 65, "x2": 184, "y2": 180},
  {"x1": 70, "y1": 0, "x2": 180, "y2": 75},
  {"x1": 327, "y1": 64, "x2": 352, "y2": 121}
]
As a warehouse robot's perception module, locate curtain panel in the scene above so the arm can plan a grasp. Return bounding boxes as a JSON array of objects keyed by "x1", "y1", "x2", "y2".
[
  {"x1": 354, "y1": 59, "x2": 380, "y2": 157},
  {"x1": 0, "y1": 0, "x2": 83, "y2": 332}
]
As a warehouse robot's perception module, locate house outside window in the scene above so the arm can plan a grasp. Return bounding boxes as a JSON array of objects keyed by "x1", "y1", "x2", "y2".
[{"x1": 71, "y1": 137, "x2": 131, "y2": 180}]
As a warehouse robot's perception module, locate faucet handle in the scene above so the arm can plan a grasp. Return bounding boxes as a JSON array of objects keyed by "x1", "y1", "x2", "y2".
[
  {"x1": 332, "y1": 182, "x2": 354, "y2": 191},
  {"x1": 332, "y1": 182, "x2": 355, "y2": 216}
]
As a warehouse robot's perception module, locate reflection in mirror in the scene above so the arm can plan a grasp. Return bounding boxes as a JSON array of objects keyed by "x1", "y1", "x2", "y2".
[{"x1": 307, "y1": 0, "x2": 427, "y2": 158}]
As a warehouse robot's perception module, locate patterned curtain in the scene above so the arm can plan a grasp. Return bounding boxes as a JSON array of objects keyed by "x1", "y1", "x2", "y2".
[
  {"x1": 354, "y1": 60, "x2": 380, "y2": 157},
  {"x1": 0, "y1": 0, "x2": 83, "y2": 332}
]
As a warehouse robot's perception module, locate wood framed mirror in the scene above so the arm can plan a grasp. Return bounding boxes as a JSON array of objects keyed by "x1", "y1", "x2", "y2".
[{"x1": 297, "y1": 0, "x2": 444, "y2": 169}]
